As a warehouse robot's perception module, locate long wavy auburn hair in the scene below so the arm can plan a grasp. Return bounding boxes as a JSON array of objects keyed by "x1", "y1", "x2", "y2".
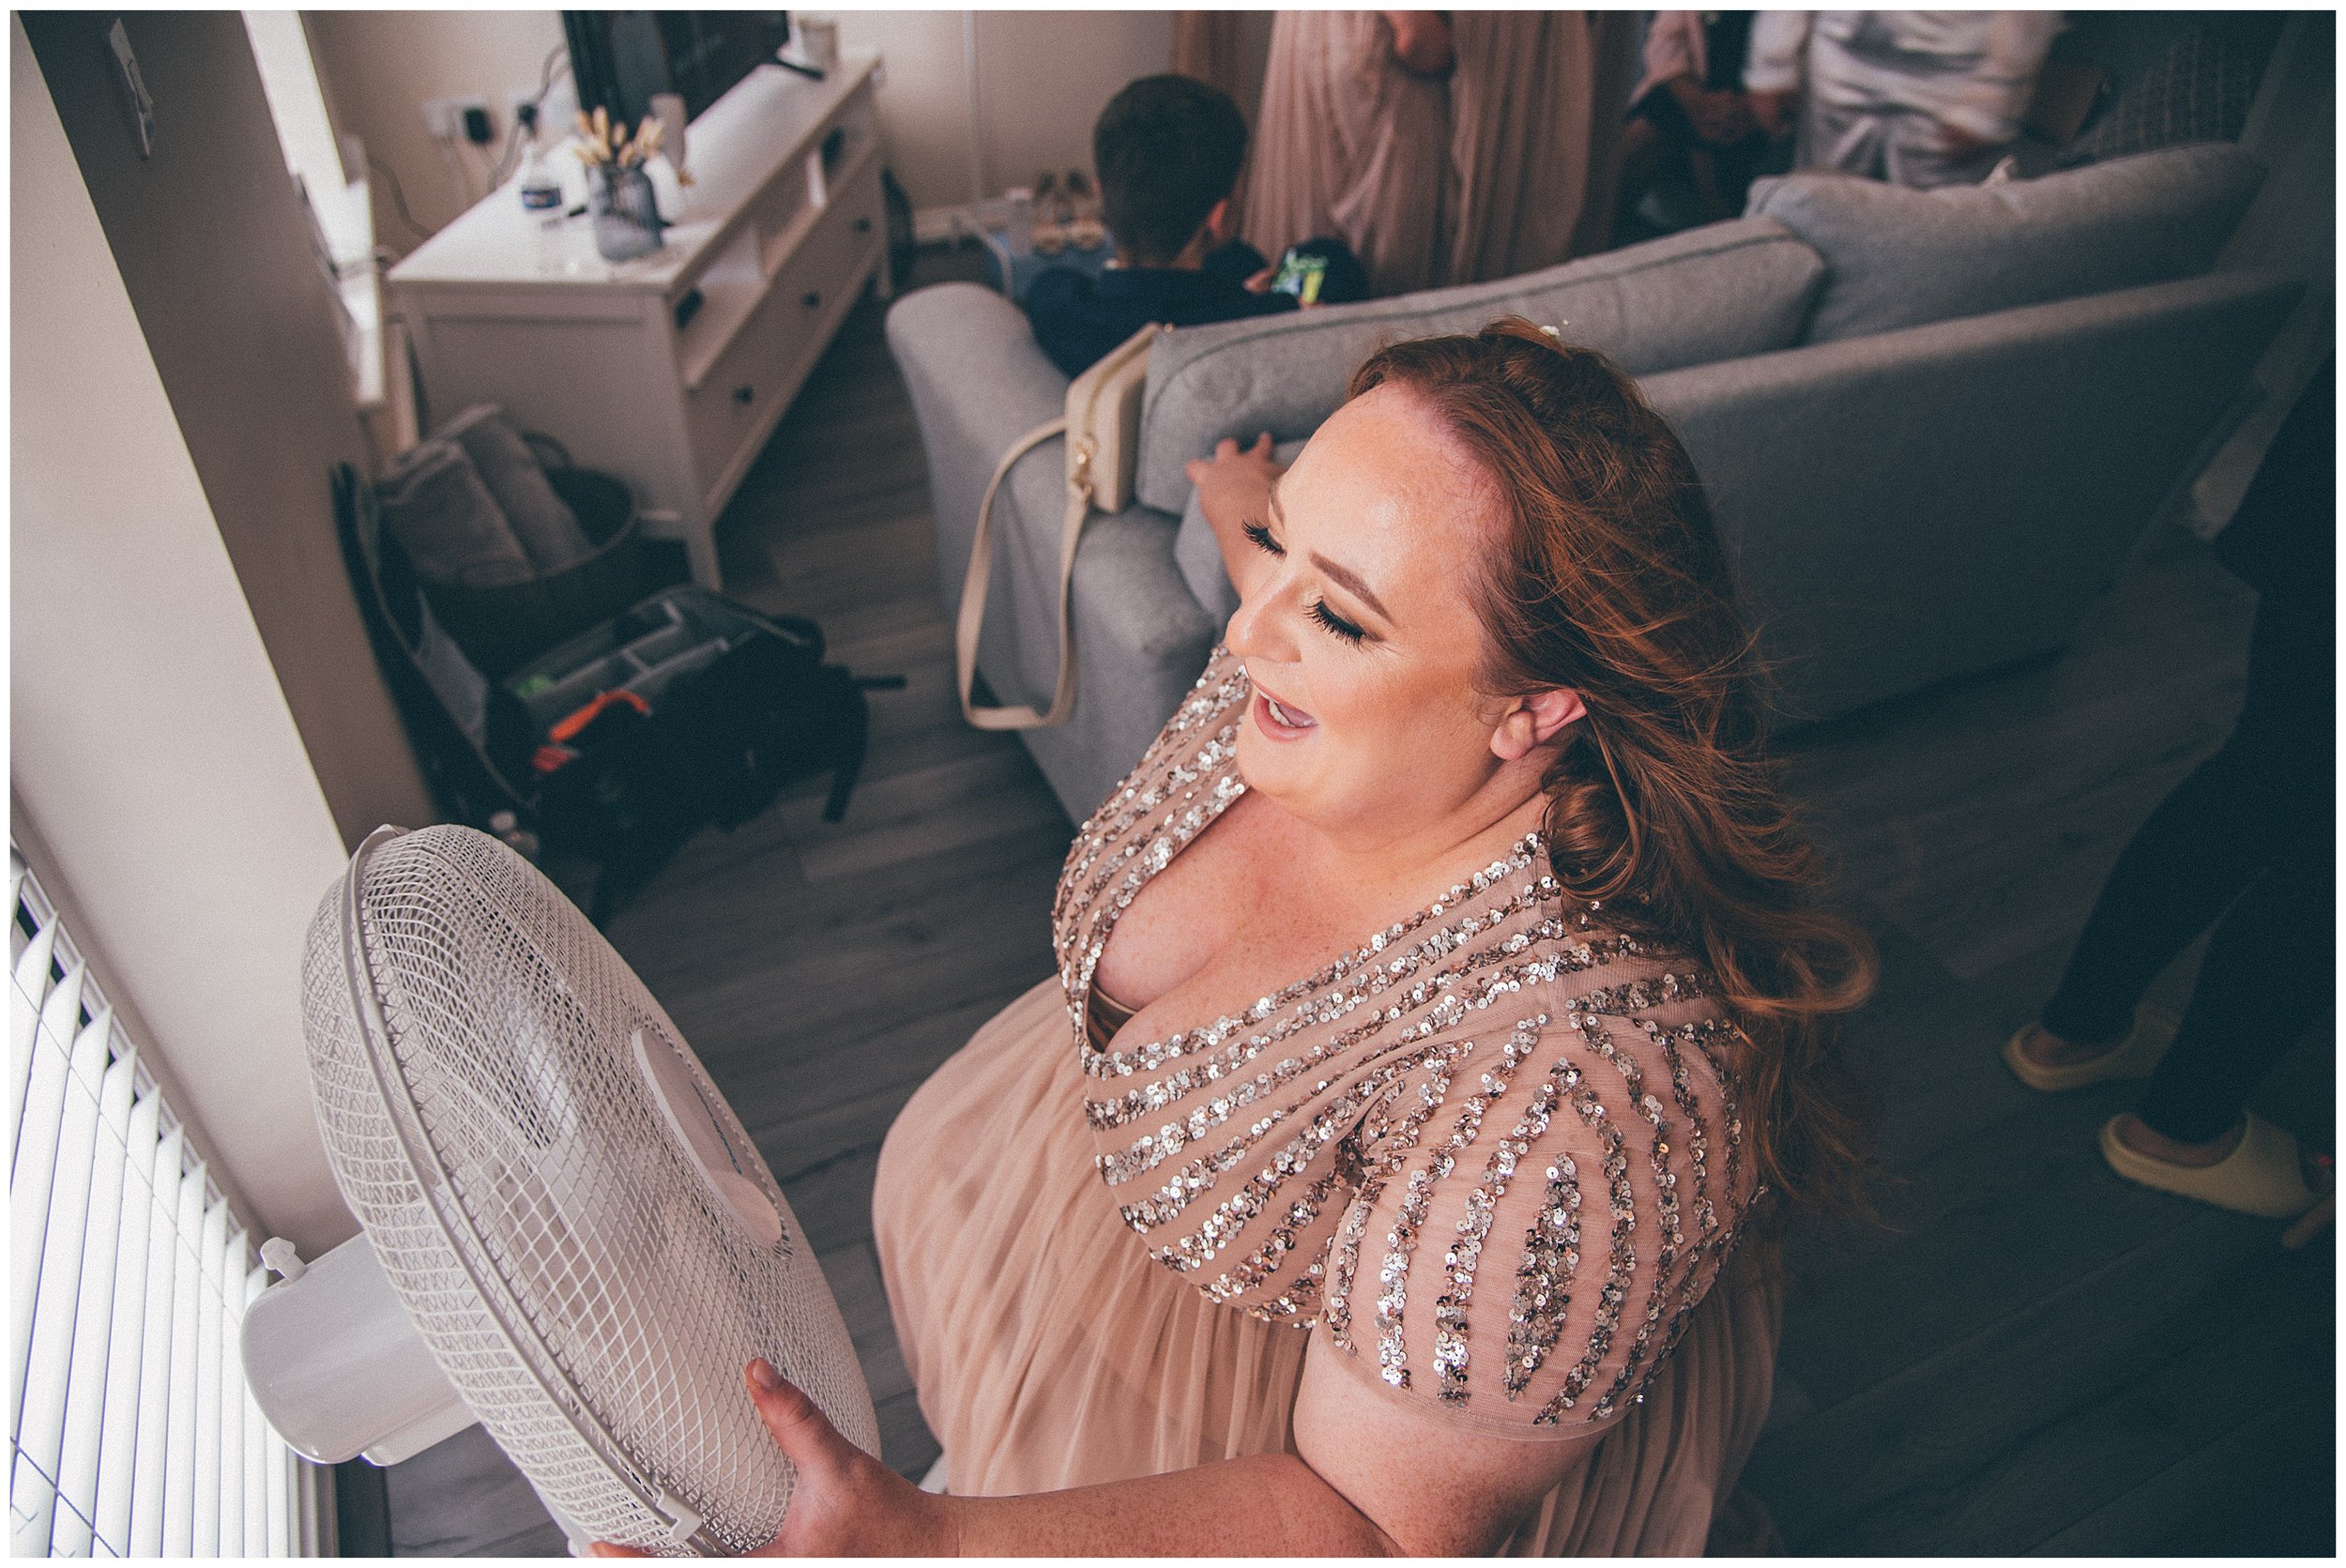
[{"x1": 1348, "y1": 320, "x2": 1879, "y2": 1222}]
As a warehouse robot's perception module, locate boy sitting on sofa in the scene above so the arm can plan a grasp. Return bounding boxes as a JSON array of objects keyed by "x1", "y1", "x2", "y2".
[{"x1": 1026, "y1": 74, "x2": 1366, "y2": 378}]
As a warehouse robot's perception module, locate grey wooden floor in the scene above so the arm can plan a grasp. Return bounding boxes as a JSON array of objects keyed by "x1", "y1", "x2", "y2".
[{"x1": 385, "y1": 245, "x2": 2334, "y2": 1556}]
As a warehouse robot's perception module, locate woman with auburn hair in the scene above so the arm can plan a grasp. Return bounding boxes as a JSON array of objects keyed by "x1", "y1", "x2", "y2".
[{"x1": 596, "y1": 322, "x2": 1874, "y2": 1557}]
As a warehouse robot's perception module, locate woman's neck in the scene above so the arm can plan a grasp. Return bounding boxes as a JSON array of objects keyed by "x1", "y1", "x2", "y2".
[{"x1": 1281, "y1": 765, "x2": 1554, "y2": 913}]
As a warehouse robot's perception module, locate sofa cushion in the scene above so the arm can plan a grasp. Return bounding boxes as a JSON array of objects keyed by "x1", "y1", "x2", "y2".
[
  {"x1": 1134, "y1": 216, "x2": 1825, "y2": 514},
  {"x1": 1745, "y1": 143, "x2": 2265, "y2": 343}
]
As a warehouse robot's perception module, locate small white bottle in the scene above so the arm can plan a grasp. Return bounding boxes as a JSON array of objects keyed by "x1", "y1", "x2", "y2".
[
  {"x1": 519, "y1": 143, "x2": 563, "y2": 206},
  {"x1": 517, "y1": 113, "x2": 566, "y2": 273}
]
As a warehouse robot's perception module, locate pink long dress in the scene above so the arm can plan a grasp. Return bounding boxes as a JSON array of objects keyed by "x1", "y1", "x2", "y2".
[
  {"x1": 874, "y1": 648, "x2": 1782, "y2": 1554},
  {"x1": 1241, "y1": 11, "x2": 1643, "y2": 296}
]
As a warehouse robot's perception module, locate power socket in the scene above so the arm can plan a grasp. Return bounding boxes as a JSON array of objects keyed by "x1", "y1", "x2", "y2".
[{"x1": 420, "y1": 95, "x2": 493, "y2": 144}]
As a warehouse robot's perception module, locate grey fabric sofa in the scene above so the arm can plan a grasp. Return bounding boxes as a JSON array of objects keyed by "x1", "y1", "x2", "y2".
[{"x1": 889, "y1": 144, "x2": 2304, "y2": 824}]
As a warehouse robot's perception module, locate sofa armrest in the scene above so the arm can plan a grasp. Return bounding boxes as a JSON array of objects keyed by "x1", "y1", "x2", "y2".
[
  {"x1": 885, "y1": 282, "x2": 1073, "y2": 615},
  {"x1": 885, "y1": 281, "x2": 1219, "y2": 823},
  {"x1": 1019, "y1": 501, "x2": 1220, "y2": 822}
]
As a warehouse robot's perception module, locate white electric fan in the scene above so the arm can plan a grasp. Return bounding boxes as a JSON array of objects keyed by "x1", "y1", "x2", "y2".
[{"x1": 242, "y1": 825, "x2": 876, "y2": 1555}]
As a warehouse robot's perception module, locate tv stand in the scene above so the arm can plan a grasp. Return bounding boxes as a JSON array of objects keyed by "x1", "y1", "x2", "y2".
[{"x1": 388, "y1": 53, "x2": 887, "y2": 591}]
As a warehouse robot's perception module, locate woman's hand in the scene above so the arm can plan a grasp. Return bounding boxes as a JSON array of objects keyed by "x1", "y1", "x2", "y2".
[
  {"x1": 1185, "y1": 434, "x2": 1288, "y2": 599},
  {"x1": 586, "y1": 1361, "x2": 958, "y2": 1558},
  {"x1": 1185, "y1": 433, "x2": 1285, "y2": 532}
]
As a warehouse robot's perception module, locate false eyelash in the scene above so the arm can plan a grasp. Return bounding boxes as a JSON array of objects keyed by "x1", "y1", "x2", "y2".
[
  {"x1": 1308, "y1": 599, "x2": 1366, "y2": 644},
  {"x1": 1242, "y1": 519, "x2": 1283, "y2": 555}
]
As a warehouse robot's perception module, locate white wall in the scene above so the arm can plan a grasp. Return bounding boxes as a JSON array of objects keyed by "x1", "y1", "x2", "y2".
[
  {"x1": 11, "y1": 17, "x2": 358, "y2": 1254},
  {"x1": 307, "y1": 8, "x2": 1207, "y2": 245},
  {"x1": 839, "y1": 8, "x2": 1175, "y2": 214},
  {"x1": 23, "y1": 10, "x2": 436, "y2": 849},
  {"x1": 306, "y1": 8, "x2": 571, "y2": 253}
]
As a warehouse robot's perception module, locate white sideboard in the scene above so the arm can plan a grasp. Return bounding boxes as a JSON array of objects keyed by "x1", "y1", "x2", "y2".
[{"x1": 388, "y1": 54, "x2": 888, "y2": 590}]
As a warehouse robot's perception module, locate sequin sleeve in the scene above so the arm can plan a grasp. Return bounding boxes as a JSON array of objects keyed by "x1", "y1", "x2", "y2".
[{"x1": 1313, "y1": 984, "x2": 1759, "y2": 1439}]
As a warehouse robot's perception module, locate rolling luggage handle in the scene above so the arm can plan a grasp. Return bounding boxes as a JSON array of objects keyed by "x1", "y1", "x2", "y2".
[{"x1": 955, "y1": 322, "x2": 1164, "y2": 731}]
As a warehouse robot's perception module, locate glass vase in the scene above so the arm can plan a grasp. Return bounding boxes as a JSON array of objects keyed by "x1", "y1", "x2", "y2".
[{"x1": 590, "y1": 164, "x2": 665, "y2": 263}]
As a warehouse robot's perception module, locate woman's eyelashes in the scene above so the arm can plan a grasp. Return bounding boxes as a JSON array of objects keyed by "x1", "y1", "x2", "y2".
[
  {"x1": 1307, "y1": 599, "x2": 1367, "y2": 644},
  {"x1": 1244, "y1": 521, "x2": 1368, "y2": 644}
]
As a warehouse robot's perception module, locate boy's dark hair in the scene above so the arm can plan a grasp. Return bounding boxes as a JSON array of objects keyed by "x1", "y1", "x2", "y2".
[{"x1": 1092, "y1": 74, "x2": 1249, "y2": 266}]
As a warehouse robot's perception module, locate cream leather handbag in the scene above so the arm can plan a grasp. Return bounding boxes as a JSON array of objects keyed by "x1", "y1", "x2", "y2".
[{"x1": 955, "y1": 322, "x2": 1165, "y2": 730}]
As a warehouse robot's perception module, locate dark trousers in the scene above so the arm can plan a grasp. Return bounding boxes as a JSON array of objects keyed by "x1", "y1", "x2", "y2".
[{"x1": 2038, "y1": 366, "x2": 2336, "y2": 1145}]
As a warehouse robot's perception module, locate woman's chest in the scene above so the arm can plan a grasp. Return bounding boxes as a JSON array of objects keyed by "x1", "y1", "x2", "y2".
[{"x1": 1091, "y1": 794, "x2": 1387, "y2": 1041}]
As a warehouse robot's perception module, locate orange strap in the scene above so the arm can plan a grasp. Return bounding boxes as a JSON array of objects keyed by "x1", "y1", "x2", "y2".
[{"x1": 547, "y1": 688, "x2": 650, "y2": 744}]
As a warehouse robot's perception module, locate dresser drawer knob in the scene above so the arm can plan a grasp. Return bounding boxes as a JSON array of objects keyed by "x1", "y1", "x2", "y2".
[
  {"x1": 733, "y1": 386, "x2": 755, "y2": 407},
  {"x1": 853, "y1": 216, "x2": 872, "y2": 234},
  {"x1": 801, "y1": 290, "x2": 822, "y2": 311}
]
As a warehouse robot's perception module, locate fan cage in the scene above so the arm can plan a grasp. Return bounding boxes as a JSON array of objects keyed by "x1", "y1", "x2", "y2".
[{"x1": 301, "y1": 827, "x2": 876, "y2": 1555}]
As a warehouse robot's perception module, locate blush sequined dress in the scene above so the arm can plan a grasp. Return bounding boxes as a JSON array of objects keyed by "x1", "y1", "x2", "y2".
[{"x1": 873, "y1": 648, "x2": 1781, "y2": 1554}]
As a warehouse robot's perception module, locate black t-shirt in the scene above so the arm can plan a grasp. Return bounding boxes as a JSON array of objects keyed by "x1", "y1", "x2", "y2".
[{"x1": 1025, "y1": 242, "x2": 1295, "y2": 379}]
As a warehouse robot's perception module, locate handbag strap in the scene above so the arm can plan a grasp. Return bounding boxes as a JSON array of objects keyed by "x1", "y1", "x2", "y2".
[
  {"x1": 956, "y1": 415, "x2": 1079, "y2": 730},
  {"x1": 954, "y1": 324, "x2": 1160, "y2": 732}
]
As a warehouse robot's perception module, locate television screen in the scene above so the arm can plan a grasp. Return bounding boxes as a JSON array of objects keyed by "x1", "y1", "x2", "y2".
[{"x1": 564, "y1": 11, "x2": 791, "y2": 133}]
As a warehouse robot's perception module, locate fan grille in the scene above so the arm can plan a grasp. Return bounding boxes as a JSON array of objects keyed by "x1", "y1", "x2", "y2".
[{"x1": 302, "y1": 827, "x2": 877, "y2": 1553}]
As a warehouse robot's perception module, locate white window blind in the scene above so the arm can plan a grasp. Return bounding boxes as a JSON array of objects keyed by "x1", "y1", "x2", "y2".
[{"x1": 8, "y1": 847, "x2": 312, "y2": 1557}]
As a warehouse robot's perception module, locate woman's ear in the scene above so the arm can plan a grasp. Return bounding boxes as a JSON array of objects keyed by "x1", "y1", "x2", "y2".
[{"x1": 1490, "y1": 688, "x2": 1587, "y2": 761}]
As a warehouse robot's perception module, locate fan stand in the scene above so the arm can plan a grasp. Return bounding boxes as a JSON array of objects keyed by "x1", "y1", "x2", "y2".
[{"x1": 244, "y1": 1233, "x2": 479, "y2": 1466}]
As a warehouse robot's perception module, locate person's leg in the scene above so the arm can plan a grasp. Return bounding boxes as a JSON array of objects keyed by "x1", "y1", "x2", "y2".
[
  {"x1": 2129, "y1": 578, "x2": 2333, "y2": 1139},
  {"x1": 2032, "y1": 748, "x2": 2281, "y2": 1050},
  {"x1": 2033, "y1": 559, "x2": 2330, "y2": 1050},
  {"x1": 2022, "y1": 365, "x2": 2333, "y2": 1095},
  {"x1": 2121, "y1": 845, "x2": 2332, "y2": 1154},
  {"x1": 2095, "y1": 375, "x2": 2335, "y2": 1204}
]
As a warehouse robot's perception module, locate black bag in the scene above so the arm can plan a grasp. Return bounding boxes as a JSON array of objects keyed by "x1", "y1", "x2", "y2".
[
  {"x1": 334, "y1": 463, "x2": 901, "y2": 921},
  {"x1": 519, "y1": 594, "x2": 894, "y2": 916}
]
